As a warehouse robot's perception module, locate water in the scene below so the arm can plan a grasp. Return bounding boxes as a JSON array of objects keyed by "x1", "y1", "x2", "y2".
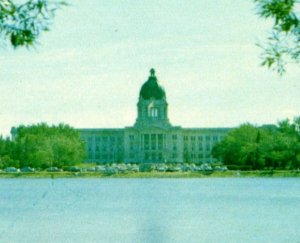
[{"x1": 0, "y1": 178, "x2": 300, "y2": 243}]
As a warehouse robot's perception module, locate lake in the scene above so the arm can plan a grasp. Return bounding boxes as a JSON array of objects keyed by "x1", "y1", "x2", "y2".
[{"x1": 0, "y1": 178, "x2": 299, "y2": 243}]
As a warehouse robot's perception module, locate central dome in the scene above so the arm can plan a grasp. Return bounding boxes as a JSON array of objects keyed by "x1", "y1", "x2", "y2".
[{"x1": 139, "y1": 68, "x2": 166, "y2": 100}]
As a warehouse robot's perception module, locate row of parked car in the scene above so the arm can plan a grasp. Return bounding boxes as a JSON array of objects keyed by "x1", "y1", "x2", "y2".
[{"x1": 1, "y1": 164, "x2": 228, "y2": 173}]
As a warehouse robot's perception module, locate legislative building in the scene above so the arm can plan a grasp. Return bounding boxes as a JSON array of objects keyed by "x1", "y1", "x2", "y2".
[{"x1": 78, "y1": 69, "x2": 231, "y2": 163}]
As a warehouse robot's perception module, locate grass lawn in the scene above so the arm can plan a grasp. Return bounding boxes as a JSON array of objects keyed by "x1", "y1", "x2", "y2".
[{"x1": 1, "y1": 170, "x2": 300, "y2": 179}]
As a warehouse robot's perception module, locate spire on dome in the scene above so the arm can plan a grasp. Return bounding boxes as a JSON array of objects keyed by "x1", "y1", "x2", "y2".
[{"x1": 150, "y1": 68, "x2": 155, "y2": 77}]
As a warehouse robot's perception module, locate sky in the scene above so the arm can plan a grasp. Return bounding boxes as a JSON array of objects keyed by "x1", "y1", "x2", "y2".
[{"x1": 1, "y1": 0, "x2": 300, "y2": 136}]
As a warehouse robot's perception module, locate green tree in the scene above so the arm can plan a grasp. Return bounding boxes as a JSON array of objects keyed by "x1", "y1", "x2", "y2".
[
  {"x1": 0, "y1": 136, "x2": 16, "y2": 168},
  {"x1": 254, "y1": 0, "x2": 300, "y2": 74},
  {"x1": 213, "y1": 118, "x2": 300, "y2": 170},
  {"x1": 13, "y1": 123, "x2": 85, "y2": 168},
  {"x1": 212, "y1": 124, "x2": 264, "y2": 169},
  {"x1": 0, "y1": 0, "x2": 67, "y2": 48}
]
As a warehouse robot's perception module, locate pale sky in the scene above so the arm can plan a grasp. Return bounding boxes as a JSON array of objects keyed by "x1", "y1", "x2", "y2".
[{"x1": 1, "y1": 0, "x2": 300, "y2": 136}]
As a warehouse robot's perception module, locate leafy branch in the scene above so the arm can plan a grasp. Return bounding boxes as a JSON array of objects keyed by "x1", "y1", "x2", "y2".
[
  {"x1": 0, "y1": 0, "x2": 67, "y2": 48},
  {"x1": 255, "y1": 0, "x2": 300, "y2": 74}
]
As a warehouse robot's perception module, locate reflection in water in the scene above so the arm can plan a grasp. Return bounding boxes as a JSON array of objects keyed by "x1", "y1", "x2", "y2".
[{"x1": 131, "y1": 181, "x2": 170, "y2": 242}]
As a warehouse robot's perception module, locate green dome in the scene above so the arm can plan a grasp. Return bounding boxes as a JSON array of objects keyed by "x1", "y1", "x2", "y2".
[{"x1": 139, "y1": 69, "x2": 166, "y2": 100}]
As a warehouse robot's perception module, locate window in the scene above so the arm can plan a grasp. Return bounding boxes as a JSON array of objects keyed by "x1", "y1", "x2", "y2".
[
  {"x1": 110, "y1": 137, "x2": 115, "y2": 143},
  {"x1": 172, "y1": 135, "x2": 177, "y2": 140},
  {"x1": 213, "y1": 136, "x2": 218, "y2": 141},
  {"x1": 191, "y1": 145, "x2": 195, "y2": 151},
  {"x1": 149, "y1": 107, "x2": 158, "y2": 117},
  {"x1": 198, "y1": 153, "x2": 204, "y2": 158},
  {"x1": 206, "y1": 144, "x2": 211, "y2": 151},
  {"x1": 130, "y1": 142, "x2": 134, "y2": 150},
  {"x1": 191, "y1": 136, "x2": 196, "y2": 141},
  {"x1": 198, "y1": 136, "x2": 203, "y2": 141},
  {"x1": 158, "y1": 134, "x2": 163, "y2": 150},
  {"x1": 205, "y1": 136, "x2": 210, "y2": 141},
  {"x1": 151, "y1": 134, "x2": 156, "y2": 150},
  {"x1": 144, "y1": 134, "x2": 150, "y2": 150}
]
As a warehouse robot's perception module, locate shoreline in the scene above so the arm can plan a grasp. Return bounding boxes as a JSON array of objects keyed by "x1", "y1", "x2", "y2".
[{"x1": 1, "y1": 170, "x2": 300, "y2": 179}]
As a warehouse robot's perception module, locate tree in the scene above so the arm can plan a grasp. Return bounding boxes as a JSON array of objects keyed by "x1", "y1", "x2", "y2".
[
  {"x1": 212, "y1": 124, "x2": 265, "y2": 169},
  {"x1": 255, "y1": 0, "x2": 300, "y2": 74},
  {"x1": 212, "y1": 118, "x2": 300, "y2": 170},
  {"x1": 12, "y1": 123, "x2": 85, "y2": 168},
  {"x1": 0, "y1": 136, "x2": 16, "y2": 168},
  {"x1": 0, "y1": 0, "x2": 67, "y2": 48}
]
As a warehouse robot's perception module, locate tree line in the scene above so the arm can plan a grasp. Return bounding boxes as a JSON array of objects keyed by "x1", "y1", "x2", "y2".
[
  {"x1": 2, "y1": 119, "x2": 300, "y2": 171},
  {"x1": 0, "y1": 123, "x2": 85, "y2": 169},
  {"x1": 212, "y1": 117, "x2": 300, "y2": 170}
]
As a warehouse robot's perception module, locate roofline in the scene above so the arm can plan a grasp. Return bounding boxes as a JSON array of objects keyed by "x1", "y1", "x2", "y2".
[{"x1": 77, "y1": 128, "x2": 124, "y2": 131}]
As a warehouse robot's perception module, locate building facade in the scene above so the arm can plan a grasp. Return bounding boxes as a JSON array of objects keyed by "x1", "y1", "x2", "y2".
[{"x1": 78, "y1": 69, "x2": 232, "y2": 163}]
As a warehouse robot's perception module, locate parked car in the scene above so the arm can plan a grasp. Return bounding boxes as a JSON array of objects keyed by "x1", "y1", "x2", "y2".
[
  {"x1": 4, "y1": 167, "x2": 19, "y2": 172},
  {"x1": 214, "y1": 166, "x2": 227, "y2": 172},
  {"x1": 95, "y1": 165, "x2": 106, "y2": 172},
  {"x1": 192, "y1": 166, "x2": 203, "y2": 172},
  {"x1": 86, "y1": 167, "x2": 96, "y2": 172},
  {"x1": 46, "y1": 167, "x2": 61, "y2": 172},
  {"x1": 200, "y1": 163, "x2": 213, "y2": 171},
  {"x1": 130, "y1": 165, "x2": 139, "y2": 172},
  {"x1": 166, "y1": 165, "x2": 182, "y2": 172},
  {"x1": 65, "y1": 166, "x2": 80, "y2": 172},
  {"x1": 156, "y1": 166, "x2": 167, "y2": 172},
  {"x1": 20, "y1": 167, "x2": 35, "y2": 172}
]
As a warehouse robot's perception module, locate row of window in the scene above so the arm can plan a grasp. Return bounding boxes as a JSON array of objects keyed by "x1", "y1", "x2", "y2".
[
  {"x1": 85, "y1": 135, "x2": 224, "y2": 143},
  {"x1": 183, "y1": 135, "x2": 220, "y2": 141},
  {"x1": 88, "y1": 152, "x2": 121, "y2": 160},
  {"x1": 144, "y1": 134, "x2": 164, "y2": 150},
  {"x1": 88, "y1": 143, "x2": 211, "y2": 152},
  {"x1": 88, "y1": 153, "x2": 211, "y2": 161},
  {"x1": 88, "y1": 144, "x2": 122, "y2": 152},
  {"x1": 144, "y1": 152, "x2": 163, "y2": 161},
  {"x1": 85, "y1": 136, "x2": 123, "y2": 145},
  {"x1": 184, "y1": 144, "x2": 212, "y2": 151},
  {"x1": 185, "y1": 153, "x2": 212, "y2": 159}
]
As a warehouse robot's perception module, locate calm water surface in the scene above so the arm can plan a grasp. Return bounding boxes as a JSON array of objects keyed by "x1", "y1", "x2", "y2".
[{"x1": 0, "y1": 178, "x2": 300, "y2": 243}]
